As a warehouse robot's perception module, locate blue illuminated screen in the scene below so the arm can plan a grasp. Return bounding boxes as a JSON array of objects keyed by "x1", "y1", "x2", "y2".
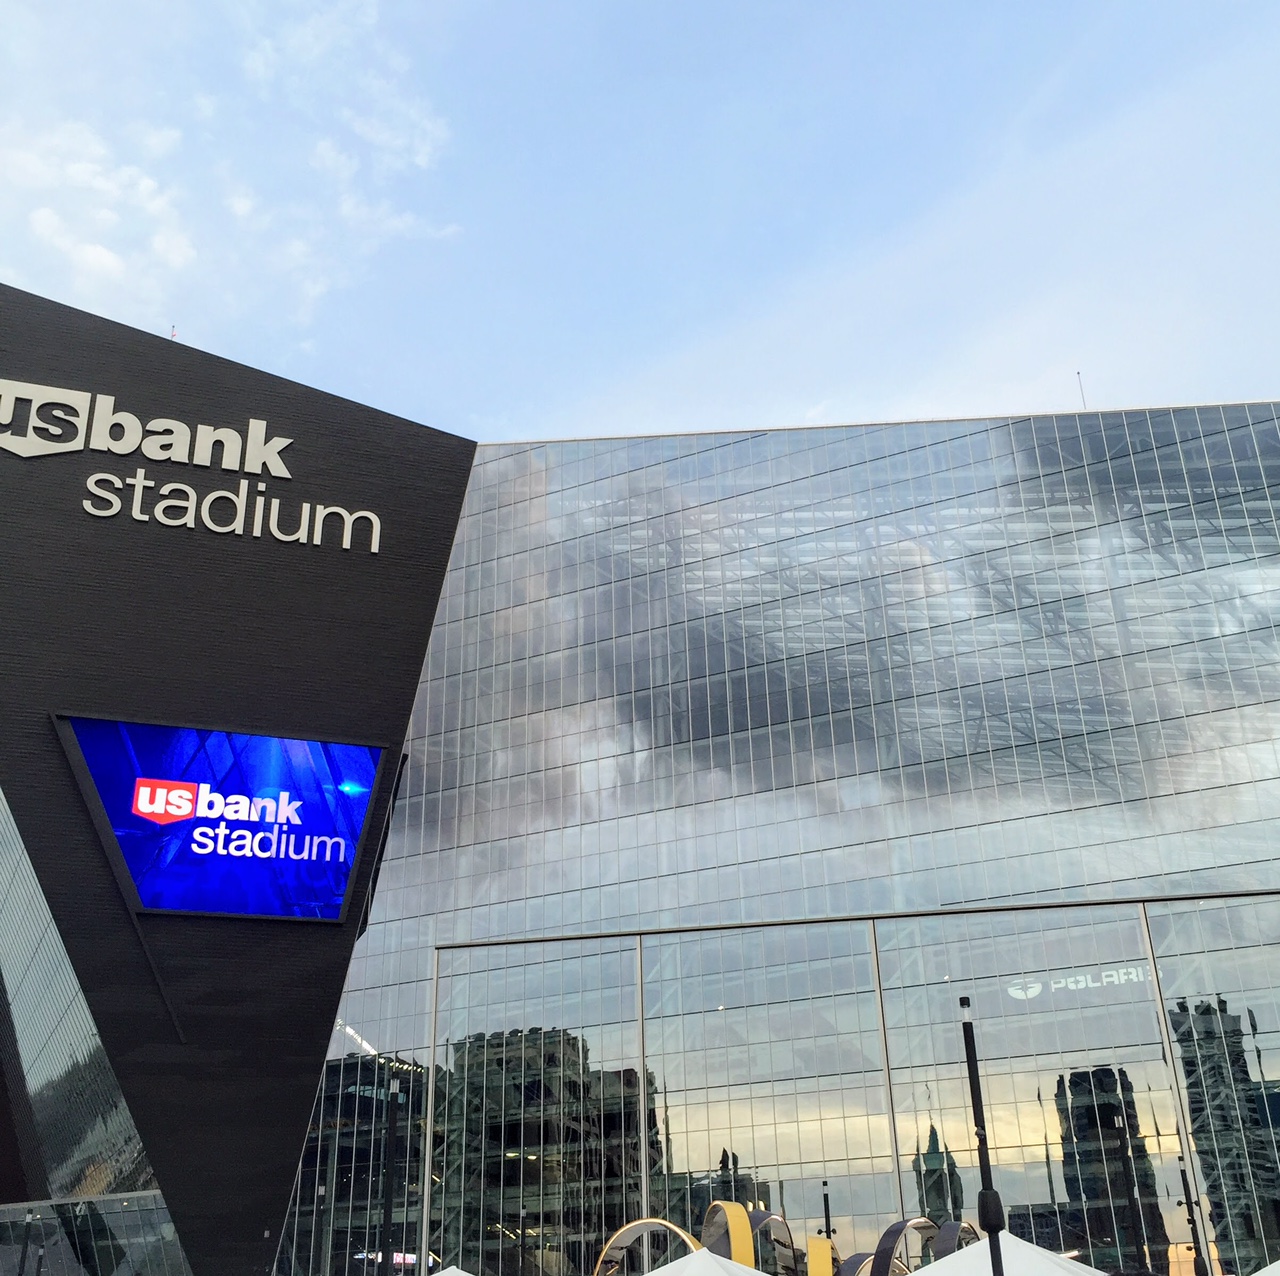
[{"x1": 68, "y1": 717, "x2": 383, "y2": 920}]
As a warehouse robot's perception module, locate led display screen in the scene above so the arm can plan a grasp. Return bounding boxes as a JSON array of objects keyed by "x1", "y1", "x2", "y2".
[{"x1": 65, "y1": 716, "x2": 383, "y2": 920}]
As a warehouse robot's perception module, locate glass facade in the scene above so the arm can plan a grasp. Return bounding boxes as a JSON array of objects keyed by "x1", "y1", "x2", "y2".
[
  {"x1": 292, "y1": 407, "x2": 1280, "y2": 1276},
  {"x1": 0, "y1": 783, "x2": 190, "y2": 1275},
  {"x1": 0, "y1": 1193, "x2": 189, "y2": 1276}
]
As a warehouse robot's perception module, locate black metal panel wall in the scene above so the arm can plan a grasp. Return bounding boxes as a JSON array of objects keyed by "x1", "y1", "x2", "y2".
[{"x1": 0, "y1": 285, "x2": 475, "y2": 1276}]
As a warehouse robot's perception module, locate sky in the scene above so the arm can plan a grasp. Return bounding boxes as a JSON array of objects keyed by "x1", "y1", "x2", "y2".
[{"x1": 3, "y1": 1, "x2": 1280, "y2": 443}]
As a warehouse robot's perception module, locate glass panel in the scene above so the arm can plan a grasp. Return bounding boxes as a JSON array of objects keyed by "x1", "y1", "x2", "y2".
[
  {"x1": 1150, "y1": 897, "x2": 1280, "y2": 1275},
  {"x1": 428, "y1": 939, "x2": 641, "y2": 1276},
  {"x1": 641, "y1": 922, "x2": 895, "y2": 1257},
  {"x1": 0, "y1": 779, "x2": 159, "y2": 1200},
  {"x1": 878, "y1": 906, "x2": 1192, "y2": 1275},
  {"x1": 0, "y1": 1193, "x2": 190, "y2": 1276}
]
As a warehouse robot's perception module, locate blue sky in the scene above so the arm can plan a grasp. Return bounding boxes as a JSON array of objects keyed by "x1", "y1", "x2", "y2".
[{"x1": 3, "y1": 2, "x2": 1280, "y2": 441}]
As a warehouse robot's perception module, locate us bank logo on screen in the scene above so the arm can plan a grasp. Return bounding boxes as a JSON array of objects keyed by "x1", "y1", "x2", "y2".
[{"x1": 68, "y1": 717, "x2": 383, "y2": 920}]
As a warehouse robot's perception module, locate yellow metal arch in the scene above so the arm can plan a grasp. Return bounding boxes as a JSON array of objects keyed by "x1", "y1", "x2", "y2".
[
  {"x1": 592, "y1": 1218, "x2": 701, "y2": 1276},
  {"x1": 701, "y1": 1200, "x2": 756, "y2": 1267},
  {"x1": 806, "y1": 1234, "x2": 837, "y2": 1276}
]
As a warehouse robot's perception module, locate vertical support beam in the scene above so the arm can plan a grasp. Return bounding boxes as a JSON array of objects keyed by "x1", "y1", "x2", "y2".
[
  {"x1": 1139, "y1": 902, "x2": 1215, "y2": 1276},
  {"x1": 381, "y1": 1064, "x2": 401, "y2": 1276},
  {"x1": 636, "y1": 935, "x2": 651, "y2": 1271},
  {"x1": 422, "y1": 947, "x2": 441, "y2": 1273},
  {"x1": 322, "y1": 1090, "x2": 339, "y2": 1276},
  {"x1": 869, "y1": 919, "x2": 906, "y2": 1219}
]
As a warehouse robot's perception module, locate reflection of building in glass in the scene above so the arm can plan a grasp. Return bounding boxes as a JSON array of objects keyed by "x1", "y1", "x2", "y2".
[
  {"x1": 280, "y1": 405, "x2": 1280, "y2": 1271},
  {"x1": 1058, "y1": 1068, "x2": 1169, "y2": 1275},
  {"x1": 429, "y1": 1028, "x2": 657, "y2": 1276},
  {"x1": 655, "y1": 1148, "x2": 773, "y2": 1238},
  {"x1": 912, "y1": 1125, "x2": 962, "y2": 1225},
  {"x1": 0, "y1": 1194, "x2": 188, "y2": 1276},
  {"x1": 1006, "y1": 1068, "x2": 1168, "y2": 1274},
  {"x1": 1170, "y1": 998, "x2": 1280, "y2": 1275},
  {"x1": 278, "y1": 1054, "x2": 428, "y2": 1276}
]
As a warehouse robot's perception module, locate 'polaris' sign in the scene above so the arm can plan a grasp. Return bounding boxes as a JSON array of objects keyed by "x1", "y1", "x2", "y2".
[{"x1": 0, "y1": 375, "x2": 383, "y2": 552}]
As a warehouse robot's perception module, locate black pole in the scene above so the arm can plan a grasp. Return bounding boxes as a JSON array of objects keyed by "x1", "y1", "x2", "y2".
[
  {"x1": 1178, "y1": 1160, "x2": 1210, "y2": 1276},
  {"x1": 17, "y1": 1208, "x2": 32, "y2": 1276},
  {"x1": 519, "y1": 1207, "x2": 528, "y2": 1276},
  {"x1": 32, "y1": 1246, "x2": 44, "y2": 1276},
  {"x1": 959, "y1": 997, "x2": 1004, "y2": 1276},
  {"x1": 820, "y1": 1180, "x2": 835, "y2": 1241},
  {"x1": 380, "y1": 1065, "x2": 400, "y2": 1276}
]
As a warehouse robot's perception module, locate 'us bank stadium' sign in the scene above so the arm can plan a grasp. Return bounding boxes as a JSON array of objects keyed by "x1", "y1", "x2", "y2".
[{"x1": 0, "y1": 376, "x2": 383, "y2": 553}]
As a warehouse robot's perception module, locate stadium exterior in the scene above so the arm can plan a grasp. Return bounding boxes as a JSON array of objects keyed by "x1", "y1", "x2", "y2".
[
  {"x1": 277, "y1": 405, "x2": 1280, "y2": 1276},
  {"x1": 6, "y1": 394, "x2": 1280, "y2": 1276}
]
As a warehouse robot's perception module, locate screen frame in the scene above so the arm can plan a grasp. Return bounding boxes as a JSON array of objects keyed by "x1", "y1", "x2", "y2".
[{"x1": 53, "y1": 710, "x2": 394, "y2": 925}]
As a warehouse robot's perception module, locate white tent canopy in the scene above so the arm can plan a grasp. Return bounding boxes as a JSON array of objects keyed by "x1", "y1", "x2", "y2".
[
  {"x1": 649, "y1": 1247, "x2": 759, "y2": 1276},
  {"x1": 925, "y1": 1233, "x2": 1106, "y2": 1273},
  {"x1": 1250, "y1": 1260, "x2": 1280, "y2": 1276},
  {"x1": 431, "y1": 1266, "x2": 478, "y2": 1276}
]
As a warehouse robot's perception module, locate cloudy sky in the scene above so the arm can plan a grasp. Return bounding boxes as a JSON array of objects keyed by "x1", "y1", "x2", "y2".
[{"x1": 3, "y1": 2, "x2": 1280, "y2": 442}]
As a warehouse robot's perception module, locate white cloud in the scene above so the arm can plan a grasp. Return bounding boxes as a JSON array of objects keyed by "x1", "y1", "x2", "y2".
[
  {"x1": 0, "y1": 0, "x2": 455, "y2": 339},
  {"x1": 311, "y1": 137, "x2": 360, "y2": 184},
  {"x1": 29, "y1": 207, "x2": 126, "y2": 280},
  {"x1": 214, "y1": 0, "x2": 454, "y2": 295},
  {"x1": 341, "y1": 75, "x2": 449, "y2": 172},
  {"x1": 0, "y1": 120, "x2": 193, "y2": 322},
  {"x1": 150, "y1": 226, "x2": 196, "y2": 270},
  {"x1": 137, "y1": 126, "x2": 182, "y2": 159}
]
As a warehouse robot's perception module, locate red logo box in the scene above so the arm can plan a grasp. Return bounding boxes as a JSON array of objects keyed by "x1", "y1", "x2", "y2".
[{"x1": 131, "y1": 778, "x2": 199, "y2": 825}]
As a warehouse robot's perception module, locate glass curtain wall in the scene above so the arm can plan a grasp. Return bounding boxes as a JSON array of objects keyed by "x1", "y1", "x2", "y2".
[
  {"x1": 280, "y1": 900, "x2": 1280, "y2": 1274},
  {"x1": 277, "y1": 1052, "x2": 429, "y2": 1276},
  {"x1": 0, "y1": 784, "x2": 155, "y2": 1202},
  {"x1": 428, "y1": 939, "x2": 644, "y2": 1276},
  {"x1": 642, "y1": 924, "x2": 897, "y2": 1256},
  {"x1": 1150, "y1": 898, "x2": 1280, "y2": 1275},
  {"x1": 878, "y1": 908, "x2": 1183, "y2": 1275},
  {"x1": 304, "y1": 402, "x2": 1280, "y2": 1276}
]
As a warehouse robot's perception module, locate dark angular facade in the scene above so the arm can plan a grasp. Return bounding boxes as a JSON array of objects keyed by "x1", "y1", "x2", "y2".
[{"x1": 0, "y1": 286, "x2": 473, "y2": 1276}]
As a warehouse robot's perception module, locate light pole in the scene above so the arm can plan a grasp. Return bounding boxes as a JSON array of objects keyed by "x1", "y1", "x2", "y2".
[
  {"x1": 818, "y1": 1180, "x2": 836, "y2": 1244},
  {"x1": 1178, "y1": 1159, "x2": 1210, "y2": 1276},
  {"x1": 959, "y1": 997, "x2": 1004, "y2": 1276}
]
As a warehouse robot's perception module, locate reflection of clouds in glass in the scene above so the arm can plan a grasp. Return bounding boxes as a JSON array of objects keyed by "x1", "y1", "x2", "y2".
[{"x1": 399, "y1": 406, "x2": 1280, "y2": 931}]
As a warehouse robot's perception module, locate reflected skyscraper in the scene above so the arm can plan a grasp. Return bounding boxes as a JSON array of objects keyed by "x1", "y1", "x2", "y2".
[
  {"x1": 1170, "y1": 998, "x2": 1280, "y2": 1275},
  {"x1": 428, "y1": 1028, "x2": 658, "y2": 1276},
  {"x1": 1006, "y1": 1068, "x2": 1168, "y2": 1274},
  {"x1": 912, "y1": 1126, "x2": 962, "y2": 1226},
  {"x1": 1057, "y1": 1068, "x2": 1169, "y2": 1275},
  {"x1": 278, "y1": 1054, "x2": 428, "y2": 1276}
]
